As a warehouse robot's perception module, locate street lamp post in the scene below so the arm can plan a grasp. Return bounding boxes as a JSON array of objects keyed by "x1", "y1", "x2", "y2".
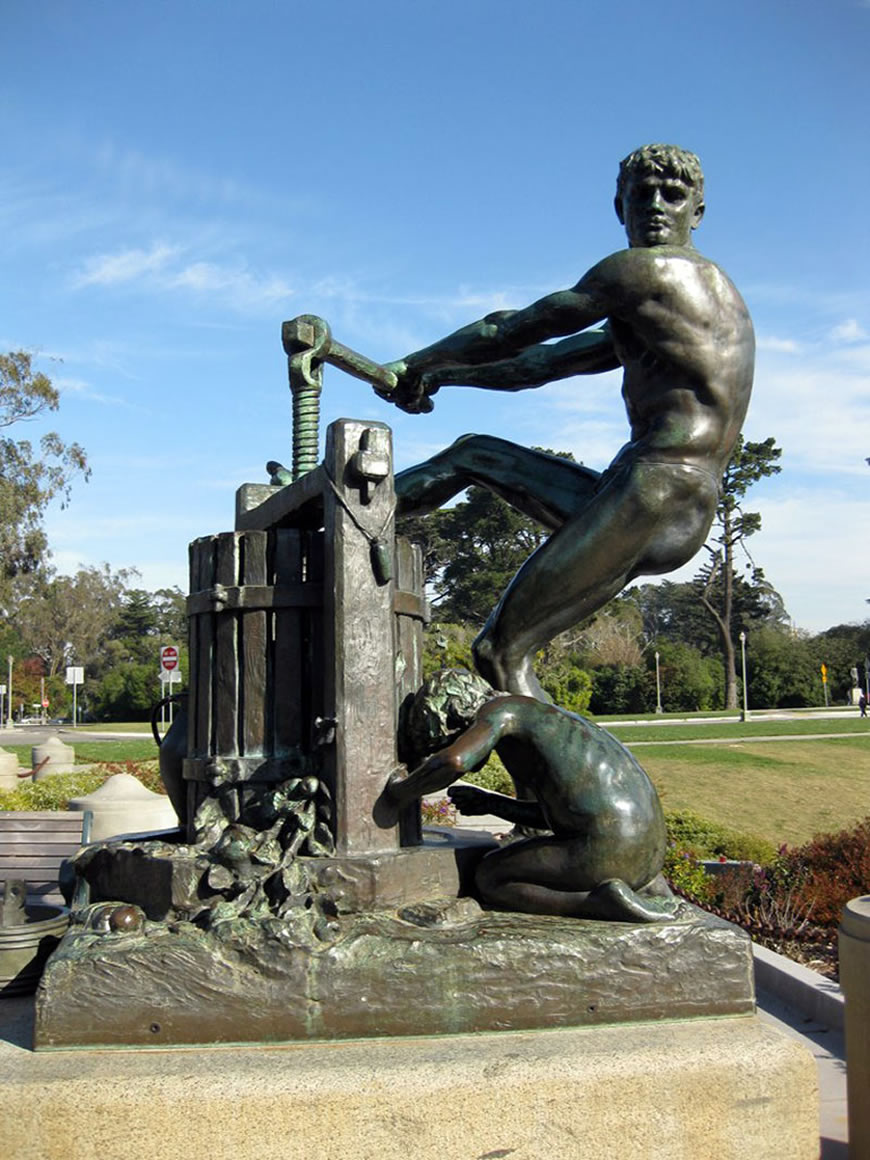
[
  {"x1": 655, "y1": 650, "x2": 663, "y2": 714},
  {"x1": 5, "y1": 655, "x2": 13, "y2": 730},
  {"x1": 739, "y1": 631, "x2": 749, "y2": 722}
]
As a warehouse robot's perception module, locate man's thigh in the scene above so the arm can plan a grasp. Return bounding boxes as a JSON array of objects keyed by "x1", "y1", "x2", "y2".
[{"x1": 455, "y1": 435, "x2": 599, "y2": 529}]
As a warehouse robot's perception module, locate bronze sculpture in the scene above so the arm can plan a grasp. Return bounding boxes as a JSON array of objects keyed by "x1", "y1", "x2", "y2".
[
  {"x1": 378, "y1": 144, "x2": 755, "y2": 700},
  {"x1": 32, "y1": 147, "x2": 760, "y2": 1049},
  {"x1": 380, "y1": 669, "x2": 676, "y2": 922}
]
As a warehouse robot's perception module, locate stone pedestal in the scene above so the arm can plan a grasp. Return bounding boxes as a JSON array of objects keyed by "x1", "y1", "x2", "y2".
[
  {"x1": 32, "y1": 737, "x2": 75, "y2": 779},
  {"x1": 839, "y1": 894, "x2": 870, "y2": 1156},
  {"x1": 0, "y1": 749, "x2": 19, "y2": 791},
  {"x1": 67, "y1": 773, "x2": 178, "y2": 840},
  {"x1": 3, "y1": 1012, "x2": 819, "y2": 1159}
]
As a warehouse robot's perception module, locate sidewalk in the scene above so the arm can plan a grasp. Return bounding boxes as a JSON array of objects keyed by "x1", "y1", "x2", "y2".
[{"x1": 757, "y1": 987, "x2": 847, "y2": 1158}]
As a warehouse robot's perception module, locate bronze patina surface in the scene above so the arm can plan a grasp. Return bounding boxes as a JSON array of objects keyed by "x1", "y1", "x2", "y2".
[
  {"x1": 378, "y1": 144, "x2": 755, "y2": 701},
  {"x1": 34, "y1": 897, "x2": 752, "y2": 1048},
  {"x1": 35, "y1": 147, "x2": 759, "y2": 1050}
]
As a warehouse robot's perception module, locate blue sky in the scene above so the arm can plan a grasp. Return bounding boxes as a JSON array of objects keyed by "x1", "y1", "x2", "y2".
[{"x1": 2, "y1": 0, "x2": 869, "y2": 634}]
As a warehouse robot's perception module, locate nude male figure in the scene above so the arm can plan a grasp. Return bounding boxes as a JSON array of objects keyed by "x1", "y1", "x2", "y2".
[
  {"x1": 378, "y1": 669, "x2": 675, "y2": 923},
  {"x1": 377, "y1": 144, "x2": 755, "y2": 700}
]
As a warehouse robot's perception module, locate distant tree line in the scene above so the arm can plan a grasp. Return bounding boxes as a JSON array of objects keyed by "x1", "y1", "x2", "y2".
[{"x1": 399, "y1": 438, "x2": 870, "y2": 715}]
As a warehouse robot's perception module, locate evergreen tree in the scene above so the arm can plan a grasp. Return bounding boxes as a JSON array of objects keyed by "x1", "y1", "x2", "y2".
[{"x1": 698, "y1": 436, "x2": 782, "y2": 709}]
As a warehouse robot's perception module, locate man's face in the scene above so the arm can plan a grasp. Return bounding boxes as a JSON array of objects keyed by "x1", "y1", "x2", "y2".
[{"x1": 616, "y1": 171, "x2": 704, "y2": 248}]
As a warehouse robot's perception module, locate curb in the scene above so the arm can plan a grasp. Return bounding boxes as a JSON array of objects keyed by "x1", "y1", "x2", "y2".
[{"x1": 752, "y1": 940, "x2": 844, "y2": 1030}]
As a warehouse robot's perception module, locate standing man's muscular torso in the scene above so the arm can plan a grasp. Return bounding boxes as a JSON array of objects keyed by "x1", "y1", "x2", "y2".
[{"x1": 579, "y1": 246, "x2": 754, "y2": 475}]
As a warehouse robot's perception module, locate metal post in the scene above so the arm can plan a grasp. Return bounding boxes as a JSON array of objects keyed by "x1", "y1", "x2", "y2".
[
  {"x1": 654, "y1": 650, "x2": 663, "y2": 713},
  {"x1": 5, "y1": 655, "x2": 12, "y2": 730},
  {"x1": 739, "y1": 631, "x2": 749, "y2": 721}
]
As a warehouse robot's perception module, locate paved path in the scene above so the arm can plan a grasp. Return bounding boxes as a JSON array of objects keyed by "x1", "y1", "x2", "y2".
[{"x1": 757, "y1": 989, "x2": 847, "y2": 1157}]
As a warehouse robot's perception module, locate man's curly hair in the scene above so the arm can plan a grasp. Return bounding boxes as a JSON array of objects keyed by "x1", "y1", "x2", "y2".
[{"x1": 616, "y1": 144, "x2": 704, "y2": 205}]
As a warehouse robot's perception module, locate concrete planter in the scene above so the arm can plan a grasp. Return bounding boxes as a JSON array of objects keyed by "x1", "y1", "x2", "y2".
[
  {"x1": 0, "y1": 904, "x2": 69, "y2": 996},
  {"x1": 68, "y1": 773, "x2": 178, "y2": 840},
  {"x1": 32, "y1": 737, "x2": 76, "y2": 779},
  {"x1": 0, "y1": 749, "x2": 19, "y2": 791},
  {"x1": 839, "y1": 895, "x2": 870, "y2": 1156}
]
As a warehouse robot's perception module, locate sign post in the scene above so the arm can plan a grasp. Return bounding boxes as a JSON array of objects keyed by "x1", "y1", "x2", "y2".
[
  {"x1": 820, "y1": 663, "x2": 829, "y2": 708},
  {"x1": 65, "y1": 666, "x2": 84, "y2": 727},
  {"x1": 159, "y1": 646, "x2": 181, "y2": 729}
]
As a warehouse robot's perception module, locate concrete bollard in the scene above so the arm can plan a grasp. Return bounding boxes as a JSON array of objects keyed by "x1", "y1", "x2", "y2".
[
  {"x1": 839, "y1": 895, "x2": 870, "y2": 1157},
  {"x1": 32, "y1": 737, "x2": 76, "y2": 779},
  {"x1": 0, "y1": 749, "x2": 19, "y2": 791},
  {"x1": 68, "y1": 773, "x2": 178, "y2": 841}
]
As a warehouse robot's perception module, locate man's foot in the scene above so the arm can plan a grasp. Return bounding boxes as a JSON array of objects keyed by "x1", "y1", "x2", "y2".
[{"x1": 472, "y1": 630, "x2": 547, "y2": 700}]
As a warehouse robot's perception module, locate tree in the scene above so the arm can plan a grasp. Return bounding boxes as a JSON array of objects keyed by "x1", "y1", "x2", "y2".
[
  {"x1": 397, "y1": 449, "x2": 575, "y2": 628},
  {"x1": 407, "y1": 486, "x2": 548, "y2": 626},
  {"x1": 698, "y1": 436, "x2": 782, "y2": 709},
  {"x1": 14, "y1": 564, "x2": 133, "y2": 676},
  {"x1": 0, "y1": 352, "x2": 89, "y2": 596}
]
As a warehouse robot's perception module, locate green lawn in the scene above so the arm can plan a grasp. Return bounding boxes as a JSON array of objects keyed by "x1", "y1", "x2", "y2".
[
  {"x1": 71, "y1": 722, "x2": 155, "y2": 734},
  {"x1": 639, "y1": 736, "x2": 870, "y2": 847},
  {"x1": 5, "y1": 739, "x2": 159, "y2": 765},
  {"x1": 606, "y1": 717, "x2": 870, "y2": 743}
]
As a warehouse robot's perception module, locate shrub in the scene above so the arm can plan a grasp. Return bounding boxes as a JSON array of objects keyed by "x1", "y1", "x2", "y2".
[
  {"x1": 421, "y1": 798, "x2": 457, "y2": 826},
  {"x1": 781, "y1": 818, "x2": 870, "y2": 928},
  {"x1": 665, "y1": 809, "x2": 776, "y2": 864},
  {"x1": 463, "y1": 753, "x2": 515, "y2": 796},
  {"x1": 0, "y1": 760, "x2": 163, "y2": 812},
  {"x1": 663, "y1": 844, "x2": 715, "y2": 904}
]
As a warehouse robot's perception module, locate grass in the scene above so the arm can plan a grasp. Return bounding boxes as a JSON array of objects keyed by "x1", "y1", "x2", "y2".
[
  {"x1": 3, "y1": 739, "x2": 159, "y2": 765},
  {"x1": 640, "y1": 736, "x2": 870, "y2": 847},
  {"x1": 606, "y1": 717, "x2": 870, "y2": 743},
  {"x1": 71, "y1": 722, "x2": 156, "y2": 734}
]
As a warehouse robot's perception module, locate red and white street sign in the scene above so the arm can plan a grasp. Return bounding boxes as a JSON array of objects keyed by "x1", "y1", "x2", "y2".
[{"x1": 160, "y1": 645, "x2": 179, "y2": 673}]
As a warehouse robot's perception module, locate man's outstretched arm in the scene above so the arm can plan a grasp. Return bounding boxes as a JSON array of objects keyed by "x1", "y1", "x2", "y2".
[
  {"x1": 381, "y1": 276, "x2": 613, "y2": 412},
  {"x1": 418, "y1": 327, "x2": 619, "y2": 395}
]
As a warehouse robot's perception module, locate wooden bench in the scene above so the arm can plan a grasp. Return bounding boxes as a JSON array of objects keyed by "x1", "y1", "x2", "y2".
[{"x1": 0, "y1": 810, "x2": 93, "y2": 906}]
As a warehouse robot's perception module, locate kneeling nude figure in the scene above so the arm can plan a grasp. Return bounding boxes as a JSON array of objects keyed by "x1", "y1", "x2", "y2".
[{"x1": 381, "y1": 670, "x2": 678, "y2": 923}]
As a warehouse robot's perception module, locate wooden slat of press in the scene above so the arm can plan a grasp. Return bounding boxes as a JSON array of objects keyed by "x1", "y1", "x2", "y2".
[
  {"x1": 306, "y1": 530, "x2": 326, "y2": 746},
  {"x1": 241, "y1": 530, "x2": 268, "y2": 757},
  {"x1": 190, "y1": 536, "x2": 215, "y2": 758},
  {"x1": 273, "y1": 529, "x2": 305, "y2": 756},
  {"x1": 214, "y1": 533, "x2": 240, "y2": 758},
  {"x1": 0, "y1": 857, "x2": 73, "y2": 874},
  {"x1": 394, "y1": 538, "x2": 418, "y2": 713}
]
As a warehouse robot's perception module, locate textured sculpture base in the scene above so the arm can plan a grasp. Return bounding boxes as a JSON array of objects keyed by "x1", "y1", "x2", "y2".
[
  {"x1": 35, "y1": 899, "x2": 753, "y2": 1048},
  {"x1": 8, "y1": 1013, "x2": 818, "y2": 1160}
]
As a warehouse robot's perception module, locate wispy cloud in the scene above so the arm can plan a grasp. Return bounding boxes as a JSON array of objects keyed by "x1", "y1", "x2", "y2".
[
  {"x1": 71, "y1": 242, "x2": 295, "y2": 311},
  {"x1": 757, "y1": 335, "x2": 801, "y2": 354},
  {"x1": 73, "y1": 243, "x2": 179, "y2": 287},
  {"x1": 54, "y1": 376, "x2": 143, "y2": 410},
  {"x1": 830, "y1": 318, "x2": 868, "y2": 343}
]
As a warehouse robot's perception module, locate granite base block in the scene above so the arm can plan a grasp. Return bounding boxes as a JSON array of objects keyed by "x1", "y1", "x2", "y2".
[{"x1": 5, "y1": 1015, "x2": 819, "y2": 1160}]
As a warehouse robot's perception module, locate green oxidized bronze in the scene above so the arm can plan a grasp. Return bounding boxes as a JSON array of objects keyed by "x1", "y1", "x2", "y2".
[
  {"x1": 378, "y1": 144, "x2": 755, "y2": 701},
  {"x1": 33, "y1": 146, "x2": 758, "y2": 1049},
  {"x1": 380, "y1": 668, "x2": 677, "y2": 923}
]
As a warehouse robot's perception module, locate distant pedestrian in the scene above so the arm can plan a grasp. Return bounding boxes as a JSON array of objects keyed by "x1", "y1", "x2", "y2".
[{"x1": 860, "y1": 692, "x2": 867, "y2": 719}]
